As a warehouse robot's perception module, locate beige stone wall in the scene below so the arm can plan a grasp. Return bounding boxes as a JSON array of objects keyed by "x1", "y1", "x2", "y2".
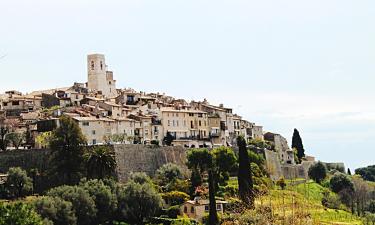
[{"x1": 114, "y1": 144, "x2": 187, "y2": 182}]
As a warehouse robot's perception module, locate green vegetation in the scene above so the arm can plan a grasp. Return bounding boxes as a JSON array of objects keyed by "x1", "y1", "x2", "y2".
[
  {"x1": 308, "y1": 161, "x2": 328, "y2": 184},
  {"x1": 0, "y1": 202, "x2": 45, "y2": 225},
  {"x1": 84, "y1": 145, "x2": 117, "y2": 180},
  {"x1": 237, "y1": 136, "x2": 254, "y2": 207},
  {"x1": 0, "y1": 117, "x2": 374, "y2": 224},
  {"x1": 356, "y1": 165, "x2": 375, "y2": 182},
  {"x1": 5, "y1": 167, "x2": 33, "y2": 199},
  {"x1": 292, "y1": 128, "x2": 305, "y2": 162},
  {"x1": 49, "y1": 115, "x2": 87, "y2": 186}
]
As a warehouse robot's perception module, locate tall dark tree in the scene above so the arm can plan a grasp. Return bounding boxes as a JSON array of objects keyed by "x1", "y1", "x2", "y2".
[
  {"x1": 208, "y1": 168, "x2": 219, "y2": 225},
  {"x1": 49, "y1": 115, "x2": 87, "y2": 186},
  {"x1": 292, "y1": 128, "x2": 305, "y2": 162},
  {"x1": 347, "y1": 168, "x2": 352, "y2": 176},
  {"x1": 84, "y1": 145, "x2": 117, "y2": 180},
  {"x1": 237, "y1": 136, "x2": 254, "y2": 207}
]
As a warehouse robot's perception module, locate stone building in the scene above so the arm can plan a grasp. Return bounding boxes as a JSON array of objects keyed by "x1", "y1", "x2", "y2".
[{"x1": 87, "y1": 54, "x2": 117, "y2": 98}]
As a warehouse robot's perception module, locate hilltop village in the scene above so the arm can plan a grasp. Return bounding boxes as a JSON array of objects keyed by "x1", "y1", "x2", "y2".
[{"x1": 0, "y1": 54, "x2": 316, "y2": 177}]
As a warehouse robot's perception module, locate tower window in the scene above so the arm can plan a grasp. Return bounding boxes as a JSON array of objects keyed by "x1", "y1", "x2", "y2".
[
  {"x1": 91, "y1": 61, "x2": 94, "y2": 70},
  {"x1": 100, "y1": 61, "x2": 103, "y2": 70}
]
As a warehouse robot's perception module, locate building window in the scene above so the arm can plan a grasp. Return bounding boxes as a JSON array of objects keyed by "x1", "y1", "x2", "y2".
[
  {"x1": 176, "y1": 121, "x2": 179, "y2": 127},
  {"x1": 93, "y1": 139, "x2": 96, "y2": 145},
  {"x1": 92, "y1": 130, "x2": 96, "y2": 135},
  {"x1": 190, "y1": 206, "x2": 194, "y2": 213},
  {"x1": 91, "y1": 61, "x2": 94, "y2": 70},
  {"x1": 100, "y1": 61, "x2": 103, "y2": 70},
  {"x1": 205, "y1": 205, "x2": 209, "y2": 212},
  {"x1": 83, "y1": 122, "x2": 90, "y2": 126},
  {"x1": 168, "y1": 120, "x2": 170, "y2": 126},
  {"x1": 199, "y1": 121, "x2": 202, "y2": 126},
  {"x1": 184, "y1": 206, "x2": 187, "y2": 213},
  {"x1": 216, "y1": 204, "x2": 222, "y2": 211}
]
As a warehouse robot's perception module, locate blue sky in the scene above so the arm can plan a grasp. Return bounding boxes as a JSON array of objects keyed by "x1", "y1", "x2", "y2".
[{"x1": 0, "y1": 0, "x2": 374, "y2": 170}]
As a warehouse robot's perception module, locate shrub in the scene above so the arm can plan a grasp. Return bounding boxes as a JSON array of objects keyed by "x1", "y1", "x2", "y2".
[
  {"x1": 117, "y1": 181, "x2": 163, "y2": 223},
  {"x1": 129, "y1": 172, "x2": 152, "y2": 185},
  {"x1": 33, "y1": 196, "x2": 77, "y2": 225},
  {"x1": 0, "y1": 202, "x2": 44, "y2": 225},
  {"x1": 156, "y1": 163, "x2": 184, "y2": 186},
  {"x1": 47, "y1": 185, "x2": 97, "y2": 225},
  {"x1": 5, "y1": 167, "x2": 33, "y2": 199},
  {"x1": 80, "y1": 179, "x2": 117, "y2": 224},
  {"x1": 321, "y1": 190, "x2": 341, "y2": 209},
  {"x1": 308, "y1": 161, "x2": 327, "y2": 184},
  {"x1": 162, "y1": 191, "x2": 189, "y2": 206},
  {"x1": 165, "y1": 205, "x2": 181, "y2": 219},
  {"x1": 330, "y1": 172, "x2": 354, "y2": 194}
]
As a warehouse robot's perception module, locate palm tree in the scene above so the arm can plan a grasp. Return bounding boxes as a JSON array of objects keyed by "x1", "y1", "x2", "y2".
[{"x1": 85, "y1": 146, "x2": 117, "y2": 179}]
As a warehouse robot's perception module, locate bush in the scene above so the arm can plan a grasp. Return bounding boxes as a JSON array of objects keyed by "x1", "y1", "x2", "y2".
[
  {"x1": 5, "y1": 167, "x2": 33, "y2": 199},
  {"x1": 321, "y1": 190, "x2": 341, "y2": 209},
  {"x1": 156, "y1": 163, "x2": 184, "y2": 186},
  {"x1": 47, "y1": 185, "x2": 97, "y2": 225},
  {"x1": 129, "y1": 172, "x2": 152, "y2": 185},
  {"x1": 0, "y1": 202, "x2": 44, "y2": 225},
  {"x1": 34, "y1": 196, "x2": 77, "y2": 225},
  {"x1": 79, "y1": 179, "x2": 117, "y2": 224},
  {"x1": 330, "y1": 172, "x2": 354, "y2": 194},
  {"x1": 162, "y1": 191, "x2": 189, "y2": 206},
  {"x1": 308, "y1": 161, "x2": 327, "y2": 184},
  {"x1": 165, "y1": 205, "x2": 181, "y2": 219},
  {"x1": 117, "y1": 181, "x2": 163, "y2": 223}
]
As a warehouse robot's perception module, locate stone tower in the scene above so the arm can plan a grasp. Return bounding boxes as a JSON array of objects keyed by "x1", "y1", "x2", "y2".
[{"x1": 87, "y1": 54, "x2": 117, "y2": 97}]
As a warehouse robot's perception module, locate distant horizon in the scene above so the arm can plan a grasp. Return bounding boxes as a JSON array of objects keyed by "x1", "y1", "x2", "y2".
[{"x1": 1, "y1": 0, "x2": 374, "y2": 170}]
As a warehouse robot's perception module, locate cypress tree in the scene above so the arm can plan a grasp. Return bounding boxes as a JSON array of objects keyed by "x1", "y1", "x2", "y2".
[
  {"x1": 292, "y1": 128, "x2": 305, "y2": 162},
  {"x1": 347, "y1": 168, "x2": 352, "y2": 176},
  {"x1": 237, "y1": 136, "x2": 254, "y2": 207},
  {"x1": 208, "y1": 168, "x2": 219, "y2": 225}
]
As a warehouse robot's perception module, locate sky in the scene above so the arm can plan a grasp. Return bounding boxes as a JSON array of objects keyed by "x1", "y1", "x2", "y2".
[{"x1": 0, "y1": 0, "x2": 374, "y2": 170}]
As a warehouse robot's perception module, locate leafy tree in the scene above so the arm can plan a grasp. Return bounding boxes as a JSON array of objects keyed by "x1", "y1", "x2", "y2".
[
  {"x1": 330, "y1": 172, "x2": 354, "y2": 194},
  {"x1": 80, "y1": 179, "x2": 117, "y2": 224},
  {"x1": 47, "y1": 185, "x2": 97, "y2": 225},
  {"x1": 292, "y1": 128, "x2": 305, "y2": 162},
  {"x1": 129, "y1": 172, "x2": 152, "y2": 185},
  {"x1": 49, "y1": 115, "x2": 87, "y2": 186},
  {"x1": 156, "y1": 163, "x2": 184, "y2": 186},
  {"x1": 163, "y1": 132, "x2": 174, "y2": 146},
  {"x1": 187, "y1": 148, "x2": 211, "y2": 194},
  {"x1": 5, "y1": 167, "x2": 33, "y2": 199},
  {"x1": 355, "y1": 165, "x2": 375, "y2": 182},
  {"x1": 34, "y1": 196, "x2": 77, "y2": 225},
  {"x1": 308, "y1": 161, "x2": 327, "y2": 184},
  {"x1": 0, "y1": 202, "x2": 44, "y2": 225},
  {"x1": 6, "y1": 132, "x2": 25, "y2": 149},
  {"x1": 117, "y1": 181, "x2": 163, "y2": 224},
  {"x1": 212, "y1": 146, "x2": 237, "y2": 185},
  {"x1": 85, "y1": 145, "x2": 117, "y2": 180},
  {"x1": 237, "y1": 136, "x2": 254, "y2": 207}
]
